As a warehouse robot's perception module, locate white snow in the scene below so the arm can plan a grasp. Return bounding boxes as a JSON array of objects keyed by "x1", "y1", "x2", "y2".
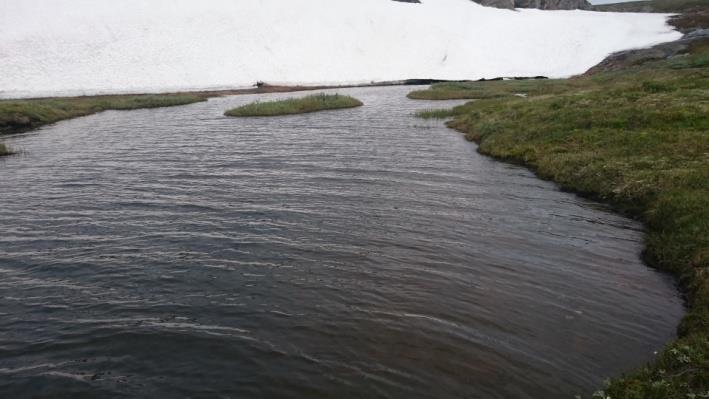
[{"x1": 0, "y1": 0, "x2": 681, "y2": 99}]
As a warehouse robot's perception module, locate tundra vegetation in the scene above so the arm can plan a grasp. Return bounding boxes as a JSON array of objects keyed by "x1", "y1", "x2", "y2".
[
  {"x1": 0, "y1": 94, "x2": 208, "y2": 135},
  {"x1": 224, "y1": 94, "x2": 363, "y2": 117},
  {"x1": 0, "y1": 85, "x2": 344, "y2": 151},
  {"x1": 0, "y1": 88, "x2": 361, "y2": 157},
  {"x1": 407, "y1": 79, "x2": 568, "y2": 100},
  {"x1": 411, "y1": 30, "x2": 709, "y2": 399}
]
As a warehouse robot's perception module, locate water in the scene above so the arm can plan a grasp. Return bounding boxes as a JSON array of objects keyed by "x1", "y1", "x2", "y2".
[{"x1": 0, "y1": 86, "x2": 683, "y2": 398}]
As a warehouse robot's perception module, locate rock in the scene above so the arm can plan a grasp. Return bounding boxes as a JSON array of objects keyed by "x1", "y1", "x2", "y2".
[
  {"x1": 585, "y1": 44, "x2": 685, "y2": 74},
  {"x1": 514, "y1": 0, "x2": 541, "y2": 8},
  {"x1": 515, "y1": 0, "x2": 591, "y2": 9},
  {"x1": 547, "y1": 0, "x2": 592, "y2": 10},
  {"x1": 402, "y1": 79, "x2": 454, "y2": 85},
  {"x1": 668, "y1": 8, "x2": 709, "y2": 33},
  {"x1": 393, "y1": 0, "x2": 591, "y2": 9},
  {"x1": 585, "y1": 32, "x2": 708, "y2": 75},
  {"x1": 586, "y1": 6, "x2": 709, "y2": 75},
  {"x1": 685, "y1": 28, "x2": 709, "y2": 39},
  {"x1": 478, "y1": 0, "x2": 515, "y2": 9},
  {"x1": 592, "y1": 2, "x2": 655, "y2": 12},
  {"x1": 475, "y1": 0, "x2": 591, "y2": 10}
]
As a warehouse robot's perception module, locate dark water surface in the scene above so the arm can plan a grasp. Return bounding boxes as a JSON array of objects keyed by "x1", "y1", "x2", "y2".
[{"x1": 0, "y1": 86, "x2": 683, "y2": 398}]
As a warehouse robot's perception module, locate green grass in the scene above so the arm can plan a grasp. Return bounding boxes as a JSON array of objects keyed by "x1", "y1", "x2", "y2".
[
  {"x1": 415, "y1": 109, "x2": 458, "y2": 119},
  {"x1": 413, "y1": 41, "x2": 709, "y2": 399},
  {"x1": 224, "y1": 94, "x2": 363, "y2": 117},
  {"x1": 0, "y1": 93, "x2": 208, "y2": 135},
  {"x1": 407, "y1": 79, "x2": 571, "y2": 100}
]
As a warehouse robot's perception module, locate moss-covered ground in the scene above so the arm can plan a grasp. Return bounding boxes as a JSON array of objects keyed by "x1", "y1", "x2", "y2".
[
  {"x1": 224, "y1": 94, "x2": 363, "y2": 117},
  {"x1": 0, "y1": 94, "x2": 208, "y2": 135}
]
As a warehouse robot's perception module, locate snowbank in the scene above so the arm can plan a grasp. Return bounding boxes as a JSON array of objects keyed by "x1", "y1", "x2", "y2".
[{"x1": 0, "y1": 0, "x2": 681, "y2": 99}]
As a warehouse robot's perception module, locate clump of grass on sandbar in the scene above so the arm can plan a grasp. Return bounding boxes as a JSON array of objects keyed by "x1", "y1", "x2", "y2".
[
  {"x1": 0, "y1": 143, "x2": 14, "y2": 156},
  {"x1": 224, "y1": 94, "x2": 363, "y2": 117}
]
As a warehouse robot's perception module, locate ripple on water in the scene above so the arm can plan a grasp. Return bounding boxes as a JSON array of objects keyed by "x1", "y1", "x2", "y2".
[{"x1": 0, "y1": 86, "x2": 683, "y2": 398}]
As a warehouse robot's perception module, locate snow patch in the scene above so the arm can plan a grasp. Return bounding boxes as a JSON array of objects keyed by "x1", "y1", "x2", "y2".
[{"x1": 0, "y1": 0, "x2": 681, "y2": 99}]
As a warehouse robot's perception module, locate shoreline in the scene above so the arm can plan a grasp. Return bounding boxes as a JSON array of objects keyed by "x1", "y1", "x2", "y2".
[
  {"x1": 0, "y1": 78, "x2": 530, "y2": 138},
  {"x1": 1, "y1": 1, "x2": 706, "y2": 396},
  {"x1": 0, "y1": 80, "x2": 430, "y2": 137},
  {"x1": 0, "y1": 79, "x2": 449, "y2": 103},
  {"x1": 0, "y1": 77, "x2": 539, "y2": 103},
  {"x1": 408, "y1": 11, "x2": 708, "y2": 394}
]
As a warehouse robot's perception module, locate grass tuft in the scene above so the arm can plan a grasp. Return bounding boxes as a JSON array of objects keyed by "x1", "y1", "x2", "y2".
[
  {"x1": 407, "y1": 79, "x2": 569, "y2": 100},
  {"x1": 415, "y1": 109, "x2": 458, "y2": 119},
  {"x1": 224, "y1": 94, "x2": 363, "y2": 117}
]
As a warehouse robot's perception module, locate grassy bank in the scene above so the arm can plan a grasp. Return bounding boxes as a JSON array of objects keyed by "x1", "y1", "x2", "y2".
[
  {"x1": 407, "y1": 79, "x2": 569, "y2": 100},
  {"x1": 225, "y1": 94, "x2": 363, "y2": 117},
  {"x1": 0, "y1": 94, "x2": 209, "y2": 135},
  {"x1": 411, "y1": 38, "x2": 709, "y2": 398}
]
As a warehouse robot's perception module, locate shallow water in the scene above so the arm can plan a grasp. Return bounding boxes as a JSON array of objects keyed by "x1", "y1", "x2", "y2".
[{"x1": 0, "y1": 86, "x2": 683, "y2": 398}]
